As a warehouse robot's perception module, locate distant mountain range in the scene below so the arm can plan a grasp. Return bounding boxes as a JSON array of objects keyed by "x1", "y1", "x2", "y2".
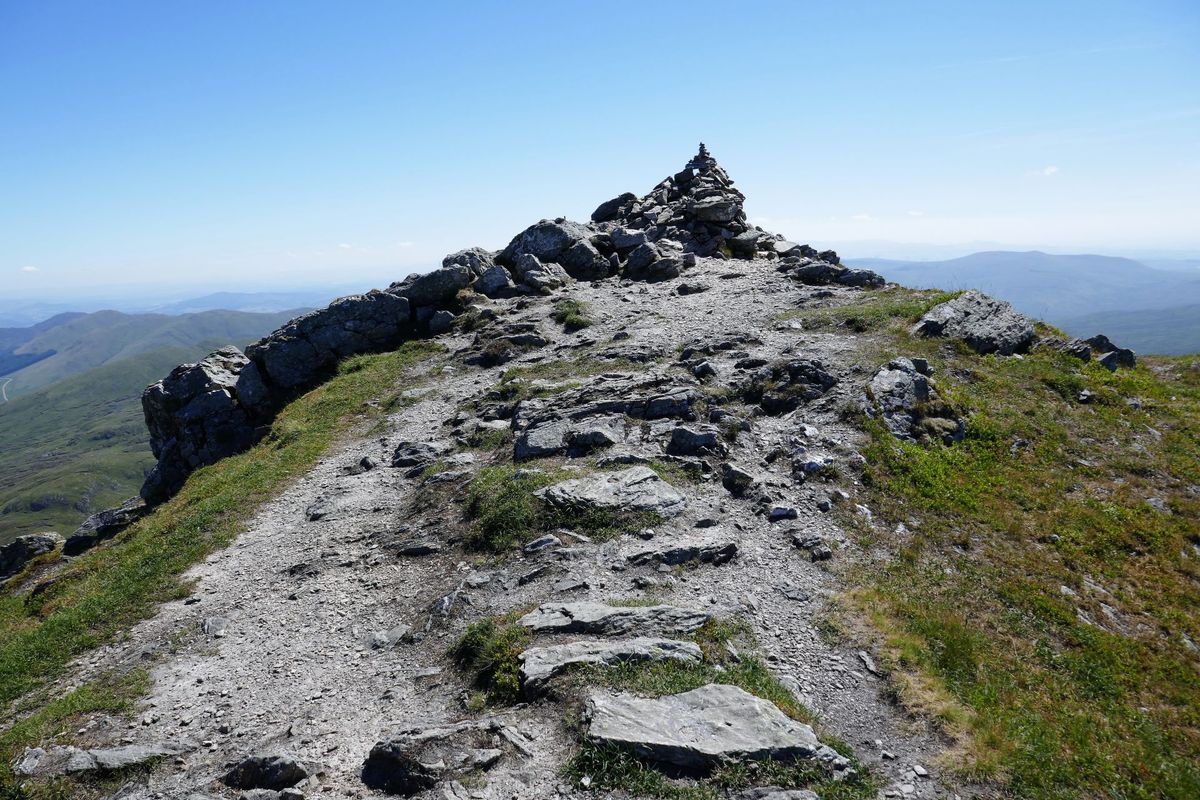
[
  {"x1": 846, "y1": 251, "x2": 1200, "y2": 355},
  {"x1": 0, "y1": 285, "x2": 378, "y2": 327},
  {"x1": 0, "y1": 308, "x2": 305, "y2": 399}
]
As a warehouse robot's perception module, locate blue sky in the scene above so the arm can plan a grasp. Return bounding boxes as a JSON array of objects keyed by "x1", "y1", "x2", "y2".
[{"x1": 2, "y1": 0, "x2": 1198, "y2": 293}]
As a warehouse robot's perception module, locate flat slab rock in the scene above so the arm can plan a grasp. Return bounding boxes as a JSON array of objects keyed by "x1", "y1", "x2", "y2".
[
  {"x1": 586, "y1": 683, "x2": 822, "y2": 770},
  {"x1": 520, "y1": 637, "x2": 701, "y2": 697},
  {"x1": 536, "y1": 466, "x2": 687, "y2": 518},
  {"x1": 733, "y1": 789, "x2": 819, "y2": 800},
  {"x1": 519, "y1": 602, "x2": 712, "y2": 636},
  {"x1": 15, "y1": 742, "x2": 180, "y2": 777}
]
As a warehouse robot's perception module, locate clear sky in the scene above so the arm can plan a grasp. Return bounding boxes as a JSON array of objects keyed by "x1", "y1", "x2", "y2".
[{"x1": 3, "y1": 0, "x2": 1198, "y2": 294}]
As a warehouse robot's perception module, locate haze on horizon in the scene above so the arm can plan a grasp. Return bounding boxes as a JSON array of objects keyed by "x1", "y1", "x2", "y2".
[{"x1": 2, "y1": 0, "x2": 1198, "y2": 295}]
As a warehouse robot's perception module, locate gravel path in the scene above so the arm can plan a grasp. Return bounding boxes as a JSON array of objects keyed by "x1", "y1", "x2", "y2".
[{"x1": 67, "y1": 257, "x2": 964, "y2": 799}]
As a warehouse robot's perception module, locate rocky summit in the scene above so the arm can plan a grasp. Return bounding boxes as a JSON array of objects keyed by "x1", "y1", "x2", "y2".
[{"x1": 6, "y1": 146, "x2": 1187, "y2": 800}]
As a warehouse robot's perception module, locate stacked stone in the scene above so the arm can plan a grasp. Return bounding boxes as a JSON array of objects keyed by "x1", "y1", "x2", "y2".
[{"x1": 590, "y1": 141, "x2": 755, "y2": 261}]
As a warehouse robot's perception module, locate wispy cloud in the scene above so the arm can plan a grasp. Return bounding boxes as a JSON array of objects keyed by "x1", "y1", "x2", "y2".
[
  {"x1": 907, "y1": 210, "x2": 925, "y2": 217},
  {"x1": 338, "y1": 242, "x2": 354, "y2": 250},
  {"x1": 397, "y1": 241, "x2": 414, "y2": 248},
  {"x1": 1031, "y1": 165, "x2": 1060, "y2": 177},
  {"x1": 20, "y1": 265, "x2": 39, "y2": 272},
  {"x1": 851, "y1": 213, "x2": 875, "y2": 222}
]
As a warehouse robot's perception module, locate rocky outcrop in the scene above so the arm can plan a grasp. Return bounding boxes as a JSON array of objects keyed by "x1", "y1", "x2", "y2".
[
  {"x1": 864, "y1": 358, "x2": 965, "y2": 444},
  {"x1": 777, "y1": 254, "x2": 885, "y2": 288},
  {"x1": 140, "y1": 347, "x2": 274, "y2": 502},
  {"x1": 0, "y1": 532, "x2": 62, "y2": 580},
  {"x1": 584, "y1": 684, "x2": 835, "y2": 771},
  {"x1": 1085, "y1": 334, "x2": 1137, "y2": 371},
  {"x1": 63, "y1": 496, "x2": 147, "y2": 556},
  {"x1": 246, "y1": 290, "x2": 413, "y2": 390},
  {"x1": 913, "y1": 290, "x2": 1035, "y2": 355},
  {"x1": 130, "y1": 145, "x2": 866, "y2": 509}
]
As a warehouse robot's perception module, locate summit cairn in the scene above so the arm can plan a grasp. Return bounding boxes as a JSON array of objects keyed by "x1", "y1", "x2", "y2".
[{"x1": 589, "y1": 141, "x2": 751, "y2": 258}]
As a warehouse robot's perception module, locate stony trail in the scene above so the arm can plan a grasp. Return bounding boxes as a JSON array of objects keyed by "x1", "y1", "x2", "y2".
[
  {"x1": 57, "y1": 258, "x2": 960, "y2": 800},
  {"x1": 8, "y1": 146, "x2": 1033, "y2": 800}
]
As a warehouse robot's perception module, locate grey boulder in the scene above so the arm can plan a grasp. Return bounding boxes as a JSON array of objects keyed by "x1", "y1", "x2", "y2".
[
  {"x1": 913, "y1": 290, "x2": 1035, "y2": 355},
  {"x1": 15, "y1": 742, "x2": 179, "y2": 777},
  {"x1": 864, "y1": 358, "x2": 964, "y2": 444},
  {"x1": 473, "y1": 264, "x2": 515, "y2": 297},
  {"x1": 627, "y1": 539, "x2": 738, "y2": 567},
  {"x1": 223, "y1": 754, "x2": 310, "y2": 790},
  {"x1": 441, "y1": 247, "x2": 495, "y2": 276},
  {"x1": 362, "y1": 720, "x2": 506, "y2": 796},
  {"x1": 734, "y1": 789, "x2": 820, "y2": 800},
  {"x1": 247, "y1": 290, "x2": 412, "y2": 389}
]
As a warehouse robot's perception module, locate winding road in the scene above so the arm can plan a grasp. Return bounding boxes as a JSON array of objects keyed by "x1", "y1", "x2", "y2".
[{"x1": 1, "y1": 377, "x2": 12, "y2": 404}]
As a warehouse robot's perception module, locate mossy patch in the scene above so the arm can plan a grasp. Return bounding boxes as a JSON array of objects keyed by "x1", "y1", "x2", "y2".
[{"x1": 552, "y1": 299, "x2": 594, "y2": 331}]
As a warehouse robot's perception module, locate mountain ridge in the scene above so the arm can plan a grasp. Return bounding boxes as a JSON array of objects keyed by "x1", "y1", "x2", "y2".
[{"x1": 1, "y1": 147, "x2": 1196, "y2": 800}]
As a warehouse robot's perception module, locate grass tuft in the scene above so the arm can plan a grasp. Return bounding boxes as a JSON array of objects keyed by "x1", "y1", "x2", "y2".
[
  {"x1": 449, "y1": 615, "x2": 532, "y2": 707},
  {"x1": 552, "y1": 299, "x2": 593, "y2": 331}
]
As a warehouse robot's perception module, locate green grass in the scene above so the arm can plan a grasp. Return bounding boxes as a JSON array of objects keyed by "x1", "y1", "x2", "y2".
[
  {"x1": 0, "y1": 670, "x2": 151, "y2": 798},
  {"x1": 463, "y1": 464, "x2": 663, "y2": 552},
  {"x1": 449, "y1": 614, "x2": 533, "y2": 707},
  {"x1": 552, "y1": 299, "x2": 594, "y2": 331},
  {"x1": 0, "y1": 342, "x2": 442, "y2": 762},
  {"x1": 829, "y1": 288, "x2": 1200, "y2": 797},
  {"x1": 777, "y1": 287, "x2": 961, "y2": 333}
]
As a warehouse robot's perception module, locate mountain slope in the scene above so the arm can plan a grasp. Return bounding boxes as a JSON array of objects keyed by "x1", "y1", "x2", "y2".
[
  {"x1": 2, "y1": 308, "x2": 305, "y2": 398},
  {"x1": 0, "y1": 347, "x2": 212, "y2": 543},
  {"x1": 0, "y1": 312, "x2": 86, "y2": 378}
]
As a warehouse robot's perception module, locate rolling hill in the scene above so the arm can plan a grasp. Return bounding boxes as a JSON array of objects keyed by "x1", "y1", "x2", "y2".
[
  {"x1": 0, "y1": 348, "x2": 197, "y2": 543},
  {"x1": 1, "y1": 308, "x2": 305, "y2": 399}
]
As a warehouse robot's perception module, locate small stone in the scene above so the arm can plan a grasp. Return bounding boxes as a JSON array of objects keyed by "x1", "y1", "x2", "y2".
[{"x1": 768, "y1": 506, "x2": 798, "y2": 522}]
